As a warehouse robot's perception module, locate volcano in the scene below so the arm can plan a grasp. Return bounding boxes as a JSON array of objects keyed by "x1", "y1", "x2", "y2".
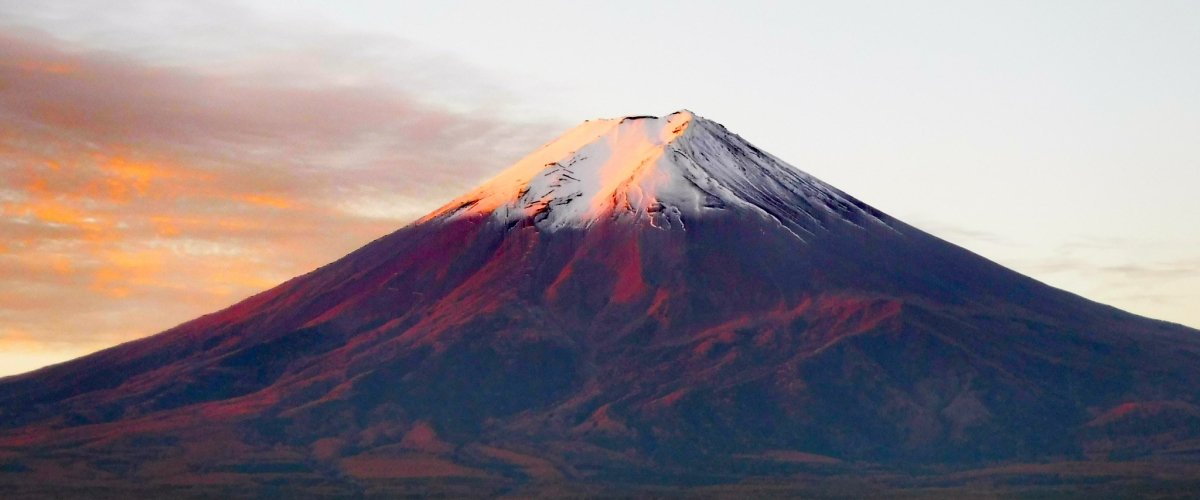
[{"x1": 3, "y1": 111, "x2": 1200, "y2": 496}]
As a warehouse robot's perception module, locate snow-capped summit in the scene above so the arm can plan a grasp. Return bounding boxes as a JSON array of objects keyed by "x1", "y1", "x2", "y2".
[
  {"x1": 7, "y1": 109, "x2": 1199, "y2": 495},
  {"x1": 425, "y1": 110, "x2": 892, "y2": 234}
]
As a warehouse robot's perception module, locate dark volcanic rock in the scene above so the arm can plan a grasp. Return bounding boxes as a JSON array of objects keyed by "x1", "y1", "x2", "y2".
[{"x1": 2, "y1": 111, "x2": 1198, "y2": 494}]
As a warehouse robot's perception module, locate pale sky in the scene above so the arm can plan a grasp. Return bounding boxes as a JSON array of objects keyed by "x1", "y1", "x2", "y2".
[{"x1": 1, "y1": 0, "x2": 1197, "y2": 376}]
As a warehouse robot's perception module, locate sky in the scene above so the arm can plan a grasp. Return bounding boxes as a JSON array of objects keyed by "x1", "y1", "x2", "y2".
[{"x1": 0, "y1": 0, "x2": 1197, "y2": 376}]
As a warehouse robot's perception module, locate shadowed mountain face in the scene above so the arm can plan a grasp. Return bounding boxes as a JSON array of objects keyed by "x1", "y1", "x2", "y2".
[{"x1": 2, "y1": 111, "x2": 1199, "y2": 495}]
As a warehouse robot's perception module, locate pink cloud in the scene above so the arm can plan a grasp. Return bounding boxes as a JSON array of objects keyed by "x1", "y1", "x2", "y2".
[{"x1": 0, "y1": 28, "x2": 557, "y2": 374}]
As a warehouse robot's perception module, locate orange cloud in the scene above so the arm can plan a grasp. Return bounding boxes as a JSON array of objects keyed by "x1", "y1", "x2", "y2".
[
  {"x1": 8, "y1": 59, "x2": 78, "y2": 75},
  {"x1": 241, "y1": 193, "x2": 295, "y2": 210},
  {"x1": 96, "y1": 156, "x2": 163, "y2": 199},
  {"x1": 0, "y1": 28, "x2": 555, "y2": 376}
]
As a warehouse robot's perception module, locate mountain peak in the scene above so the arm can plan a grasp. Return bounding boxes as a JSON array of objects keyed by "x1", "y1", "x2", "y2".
[
  {"x1": 423, "y1": 110, "x2": 695, "y2": 229},
  {"x1": 616, "y1": 109, "x2": 695, "y2": 123},
  {"x1": 5, "y1": 108, "x2": 1200, "y2": 495},
  {"x1": 425, "y1": 110, "x2": 890, "y2": 233}
]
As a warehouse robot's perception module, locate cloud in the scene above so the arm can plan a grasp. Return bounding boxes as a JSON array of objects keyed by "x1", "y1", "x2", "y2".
[
  {"x1": 901, "y1": 217, "x2": 1016, "y2": 248},
  {"x1": 1009, "y1": 239, "x2": 1200, "y2": 323},
  {"x1": 1099, "y1": 263, "x2": 1200, "y2": 280},
  {"x1": 0, "y1": 18, "x2": 558, "y2": 375},
  {"x1": 1019, "y1": 240, "x2": 1200, "y2": 283}
]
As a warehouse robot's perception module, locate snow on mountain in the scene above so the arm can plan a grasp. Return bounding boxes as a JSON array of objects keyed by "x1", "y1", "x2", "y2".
[
  {"x1": 6, "y1": 109, "x2": 1200, "y2": 496},
  {"x1": 424, "y1": 110, "x2": 893, "y2": 235}
]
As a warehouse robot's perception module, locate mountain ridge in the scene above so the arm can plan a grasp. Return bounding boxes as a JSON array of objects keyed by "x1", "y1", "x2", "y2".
[{"x1": 2, "y1": 110, "x2": 1199, "y2": 495}]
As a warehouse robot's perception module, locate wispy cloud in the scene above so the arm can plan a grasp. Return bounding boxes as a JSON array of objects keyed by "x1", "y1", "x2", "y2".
[
  {"x1": 1098, "y1": 263, "x2": 1200, "y2": 280},
  {"x1": 906, "y1": 215, "x2": 1199, "y2": 327},
  {"x1": 902, "y1": 217, "x2": 1017, "y2": 247},
  {"x1": 0, "y1": 14, "x2": 557, "y2": 374},
  {"x1": 1020, "y1": 240, "x2": 1200, "y2": 282},
  {"x1": 1011, "y1": 239, "x2": 1200, "y2": 323}
]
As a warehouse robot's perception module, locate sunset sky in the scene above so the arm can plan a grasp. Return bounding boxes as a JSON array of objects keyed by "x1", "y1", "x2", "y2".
[{"x1": 1, "y1": 0, "x2": 1198, "y2": 376}]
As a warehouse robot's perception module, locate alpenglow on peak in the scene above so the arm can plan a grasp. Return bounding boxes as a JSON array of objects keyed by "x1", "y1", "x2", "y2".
[{"x1": 423, "y1": 110, "x2": 892, "y2": 234}]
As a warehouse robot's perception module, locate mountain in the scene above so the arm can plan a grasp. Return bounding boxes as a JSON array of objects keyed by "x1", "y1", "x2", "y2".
[{"x1": 3, "y1": 111, "x2": 1200, "y2": 496}]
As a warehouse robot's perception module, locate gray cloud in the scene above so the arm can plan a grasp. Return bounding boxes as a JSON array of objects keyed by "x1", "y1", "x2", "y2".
[
  {"x1": 1099, "y1": 263, "x2": 1200, "y2": 280},
  {"x1": 901, "y1": 217, "x2": 1016, "y2": 247}
]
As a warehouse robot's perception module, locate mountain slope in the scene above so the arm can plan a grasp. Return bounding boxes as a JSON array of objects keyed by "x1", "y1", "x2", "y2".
[{"x1": 2, "y1": 111, "x2": 1199, "y2": 494}]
